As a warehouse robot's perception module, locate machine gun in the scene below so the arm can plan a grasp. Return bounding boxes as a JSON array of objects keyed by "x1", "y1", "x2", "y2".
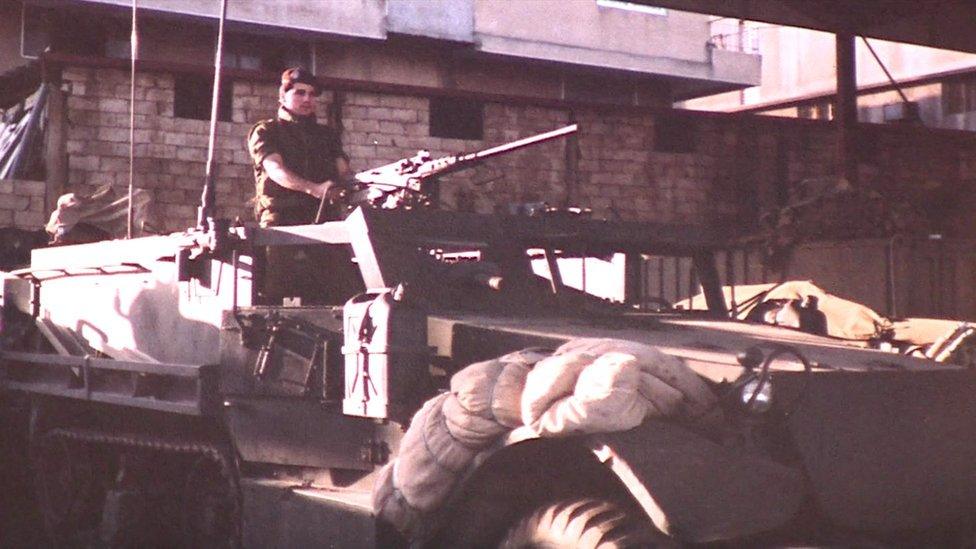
[{"x1": 319, "y1": 124, "x2": 577, "y2": 218}]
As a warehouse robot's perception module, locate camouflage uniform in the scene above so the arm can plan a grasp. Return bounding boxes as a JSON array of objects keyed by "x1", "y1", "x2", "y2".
[{"x1": 247, "y1": 107, "x2": 348, "y2": 226}]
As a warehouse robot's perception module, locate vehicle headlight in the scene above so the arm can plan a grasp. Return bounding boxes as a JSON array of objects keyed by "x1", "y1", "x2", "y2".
[{"x1": 740, "y1": 377, "x2": 773, "y2": 413}]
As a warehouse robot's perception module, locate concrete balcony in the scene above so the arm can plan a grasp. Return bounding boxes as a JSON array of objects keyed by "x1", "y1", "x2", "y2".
[{"x1": 47, "y1": 0, "x2": 760, "y2": 100}]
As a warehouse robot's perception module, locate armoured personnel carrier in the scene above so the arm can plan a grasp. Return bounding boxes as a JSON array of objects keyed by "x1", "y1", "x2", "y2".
[{"x1": 4, "y1": 132, "x2": 976, "y2": 547}]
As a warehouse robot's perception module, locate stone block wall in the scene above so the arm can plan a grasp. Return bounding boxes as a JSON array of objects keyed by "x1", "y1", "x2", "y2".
[
  {"x1": 60, "y1": 65, "x2": 721, "y2": 231},
  {"x1": 0, "y1": 179, "x2": 47, "y2": 229},
  {"x1": 63, "y1": 67, "x2": 261, "y2": 231},
  {"x1": 52, "y1": 64, "x2": 976, "y2": 237}
]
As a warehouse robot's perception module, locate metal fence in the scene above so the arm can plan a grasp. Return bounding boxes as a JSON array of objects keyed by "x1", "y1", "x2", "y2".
[{"x1": 636, "y1": 238, "x2": 976, "y2": 321}]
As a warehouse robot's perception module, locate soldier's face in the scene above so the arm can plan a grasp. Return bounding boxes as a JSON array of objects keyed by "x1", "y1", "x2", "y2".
[{"x1": 281, "y1": 83, "x2": 318, "y2": 116}]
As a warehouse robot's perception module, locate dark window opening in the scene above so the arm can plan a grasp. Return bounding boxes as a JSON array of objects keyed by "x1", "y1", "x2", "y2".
[
  {"x1": 226, "y1": 34, "x2": 311, "y2": 74},
  {"x1": 173, "y1": 74, "x2": 232, "y2": 122},
  {"x1": 28, "y1": 6, "x2": 129, "y2": 58},
  {"x1": 21, "y1": 4, "x2": 52, "y2": 58},
  {"x1": 882, "y1": 101, "x2": 920, "y2": 124},
  {"x1": 942, "y1": 80, "x2": 976, "y2": 115},
  {"x1": 429, "y1": 97, "x2": 484, "y2": 140},
  {"x1": 797, "y1": 101, "x2": 832, "y2": 120},
  {"x1": 654, "y1": 116, "x2": 696, "y2": 154}
]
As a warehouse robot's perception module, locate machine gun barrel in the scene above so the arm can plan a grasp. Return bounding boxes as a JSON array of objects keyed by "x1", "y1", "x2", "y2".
[
  {"x1": 438, "y1": 123, "x2": 578, "y2": 176},
  {"x1": 466, "y1": 123, "x2": 578, "y2": 160},
  {"x1": 353, "y1": 124, "x2": 577, "y2": 189}
]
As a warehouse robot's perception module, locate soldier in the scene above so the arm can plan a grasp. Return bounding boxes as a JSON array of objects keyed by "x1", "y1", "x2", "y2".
[
  {"x1": 247, "y1": 67, "x2": 350, "y2": 227},
  {"x1": 246, "y1": 67, "x2": 360, "y2": 303}
]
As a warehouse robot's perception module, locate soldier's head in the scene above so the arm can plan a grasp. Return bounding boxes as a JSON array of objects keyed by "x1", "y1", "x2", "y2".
[{"x1": 279, "y1": 67, "x2": 320, "y2": 117}]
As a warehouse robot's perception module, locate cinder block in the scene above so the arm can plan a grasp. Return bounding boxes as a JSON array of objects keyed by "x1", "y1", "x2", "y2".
[
  {"x1": 67, "y1": 96, "x2": 98, "y2": 111},
  {"x1": 0, "y1": 189, "x2": 29, "y2": 210},
  {"x1": 387, "y1": 108, "x2": 418, "y2": 123},
  {"x1": 351, "y1": 139, "x2": 382, "y2": 155},
  {"x1": 156, "y1": 189, "x2": 186, "y2": 203},
  {"x1": 176, "y1": 148, "x2": 207, "y2": 162},
  {"x1": 348, "y1": 119, "x2": 381, "y2": 132},
  {"x1": 378, "y1": 95, "x2": 425, "y2": 110},
  {"x1": 133, "y1": 157, "x2": 166, "y2": 174},
  {"x1": 177, "y1": 175, "x2": 207, "y2": 190},
  {"x1": 68, "y1": 155, "x2": 99, "y2": 171},
  {"x1": 13, "y1": 210, "x2": 44, "y2": 229},
  {"x1": 234, "y1": 150, "x2": 252, "y2": 165},
  {"x1": 142, "y1": 144, "x2": 178, "y2": 158},
  {"x1": 370, "y1": 107, "x2": 399, "y2": 121},
  {"x1": 232, "y1": 81, "x2": 253, "y2": 96},
  {"x1": 96, "y1": 127, "x2": 130, "y2": 143},
  {"x1": 219, "y1": 164, "x2": 250, "y2": 179},
  {"x1": 347, "y1": 93, "x2": 383, "y2": 107},
  {"x1": 19, "y1": 180, "x2": 48, "y2": 197},
  {"x1": 98, "y1": 98, "x2": 130, "y2": 113},
  {"x1": 403, "y1": 123, "x2": 428, "y2": 136},
  {"x1": 378, "y1": 121, "x2": 406, "y2": 134},
  {"x1": 143, "y1": 88, "x2": 173, "y2": 102},
  {"x1": 29, "y1": 196, "x2": 45, "y2": 213},
  {"x1": 100, "y1": 157, "x2": 131, "y2": 172}
]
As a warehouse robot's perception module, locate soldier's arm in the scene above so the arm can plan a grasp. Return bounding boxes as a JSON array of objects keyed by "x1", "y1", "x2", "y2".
[
  {"x1": 248, "y1": 121, "x2": 340, "y2": 200},
  {"x1": 336, "y1": 156, "x2": 350, "y2": 179},
  {"x1": 261, "y1": 153, "x2": 336, "y2": 199}
]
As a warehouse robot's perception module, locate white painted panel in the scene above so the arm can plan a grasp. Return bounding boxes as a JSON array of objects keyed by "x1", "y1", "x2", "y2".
[{"x1": 73, "y1": 0, "x2": 387, "y2": 39}]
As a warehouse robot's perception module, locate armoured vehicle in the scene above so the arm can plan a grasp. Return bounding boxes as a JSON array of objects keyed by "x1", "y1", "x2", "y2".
[{"x1": 4, "y1": 132, "x2": 976, "y2": 548}]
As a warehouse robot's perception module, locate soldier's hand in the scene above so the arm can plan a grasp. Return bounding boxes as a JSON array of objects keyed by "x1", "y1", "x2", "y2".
[
  {"x1": 320, "y1": 180, "x2": 347, "y2": 202},
  {"x1": 307, "y1": 181, "x2": 327, "y2": 200}
]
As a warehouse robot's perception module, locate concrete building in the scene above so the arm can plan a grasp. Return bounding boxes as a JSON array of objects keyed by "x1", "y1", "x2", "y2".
[
  {"x1": 0, "y1": 0, "x2": 764, "y2": 231},
  {"x1": 3, "y1": 0, "x2": 760, "y2": 103},
  {"x1": 683, "y1": 21, "x2": 976, "y2": 131},
  {"x1": 1, "y1": 0, "x2": 976, "y2": 318}
]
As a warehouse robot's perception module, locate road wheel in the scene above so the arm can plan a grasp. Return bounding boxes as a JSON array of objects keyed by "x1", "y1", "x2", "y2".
[
  {"x1": 31, "y1": 434, "x2": 104, "y2": 545},
  {"x1": 500, "y1": 497, "x2": 673, "y2": 548},
  {"x1": 181, "y1": 452, "x2": 241, "y2": 548}
]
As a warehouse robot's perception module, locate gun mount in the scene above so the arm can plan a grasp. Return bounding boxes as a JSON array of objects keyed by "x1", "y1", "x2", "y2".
[
  {"x1": 4, "y1": 142, "x2": 976, "y2": 547},
  {"x1": 329, "y1": 124, "x2": 577, "y2": 215}
]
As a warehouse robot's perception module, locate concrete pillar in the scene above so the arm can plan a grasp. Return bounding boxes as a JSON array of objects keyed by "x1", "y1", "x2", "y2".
[
  {"x1": 563, "y1": 109, "x2": 579, "y2": 206},
  {"x1": 43, "y1": 70, "x2": 67, "y2": 214},
  {"x1": 624, "y1": 252, "x2": 642, "y2": 307},
  {"x1": 835, "y1": 32, "x2": 858, "y2": 185}
]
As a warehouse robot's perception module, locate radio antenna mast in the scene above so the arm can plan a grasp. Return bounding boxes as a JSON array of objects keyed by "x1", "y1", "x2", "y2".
[
  {"x1": 126, "y1": 0, "x2": 138, "y2": 238},
  {"x1": 197, "y1": 0, "x2": 229, "y2": 231}
]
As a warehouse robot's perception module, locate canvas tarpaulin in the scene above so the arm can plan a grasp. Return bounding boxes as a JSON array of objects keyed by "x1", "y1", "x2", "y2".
[{"x1": 0, "y1": 83, "x2": 47, "y2": 181}]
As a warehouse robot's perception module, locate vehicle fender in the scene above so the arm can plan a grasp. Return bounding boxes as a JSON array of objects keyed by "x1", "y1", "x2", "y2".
[
  {"x1": 586, "y1": 419, "x2": 804, "y2": 543},
  {"x1": 778, "y1": 369, "x2": 976, "y2": 532}
]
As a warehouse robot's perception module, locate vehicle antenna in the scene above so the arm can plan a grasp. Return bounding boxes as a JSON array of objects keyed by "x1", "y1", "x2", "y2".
[
  {"x1": 126, "y1": 0, "x2": 138, "y2": 239},
  {"x1": 197, "y1": 0, "x2": 229, "y2": 231}
]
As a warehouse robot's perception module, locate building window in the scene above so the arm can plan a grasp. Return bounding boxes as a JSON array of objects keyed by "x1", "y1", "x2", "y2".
[
  {"x1": 226, "y1": 34, "x2": 311, "y2": 74},
  {"x1": 596, "y1": 0, "x2": 667, "y2": 16},
  {"x1": 942, "y1": 80, "x2": 976, "y2": 115},
  {"x1": 429, "y1": 97, "x2": 483, "y2": 140},
  {"x1": 882, "y1": 101, "x2": 920, "y2": 124},
  {"x1": 173, "y1": 73, "x2": 232, "y2": 122},
  {"x1": 797, "y1": 101, "x2": 832, "y2": 120},
  {"x1": 654, "y1": 116, "x2": 696, "y2": 154},
  {"x1": 20, "y1": 4, "x2": 51, "y2": 58},
  {"x1": 26, "y1": 7, "x2": 130, "y2": 59}
]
